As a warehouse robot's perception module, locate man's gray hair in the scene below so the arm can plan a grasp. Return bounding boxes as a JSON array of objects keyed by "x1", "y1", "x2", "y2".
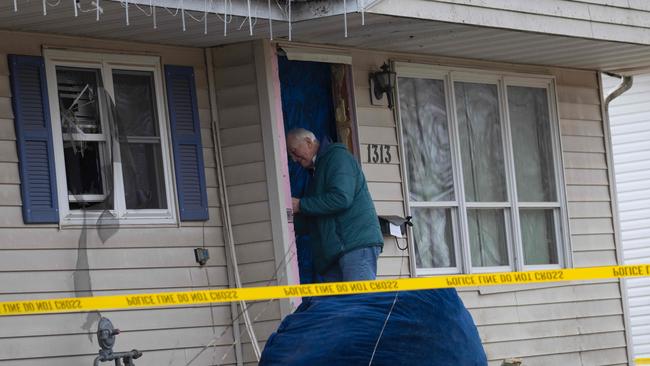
[{"x1": 287, "y1": 128, "x2": 318, "y2": 143}]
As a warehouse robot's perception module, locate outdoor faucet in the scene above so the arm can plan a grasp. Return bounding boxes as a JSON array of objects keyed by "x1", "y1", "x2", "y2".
[{"x1": 93, "y1": 317, "x2": 143, "y2": 366}]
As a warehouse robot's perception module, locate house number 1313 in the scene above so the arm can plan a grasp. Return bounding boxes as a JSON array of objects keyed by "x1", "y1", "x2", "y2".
[{"x1": 367, "y1": 144, "x2": 392, "y2": 164}]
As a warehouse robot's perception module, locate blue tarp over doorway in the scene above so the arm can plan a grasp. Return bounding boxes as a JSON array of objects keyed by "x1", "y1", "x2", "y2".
[{"x1": 278, "y1": 56, "x2": 338, "y2": 284}]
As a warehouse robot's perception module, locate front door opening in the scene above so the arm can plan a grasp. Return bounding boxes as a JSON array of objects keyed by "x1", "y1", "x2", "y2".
[{"x1": 278, "y1": 55, "x2": 357, "y2": 284}]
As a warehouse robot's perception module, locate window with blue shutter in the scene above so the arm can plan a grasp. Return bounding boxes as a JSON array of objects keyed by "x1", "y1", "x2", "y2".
[
  {"x1": 8, "y1": 55, "x2": 59, "y2": 224},
  {"x1": 15, "y1": 50, "x2": 180, "y2": 225},
  {"x1": 165, "y1": 65, "x2": 209, "y2": 221}
]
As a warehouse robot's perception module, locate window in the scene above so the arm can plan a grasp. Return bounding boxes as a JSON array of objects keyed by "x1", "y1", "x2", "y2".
[
  {"x1": 44, "y1": 50, "x2": 175, "y2": 224},
  {"x1": 396, "y1": 65, "x2": 567, "y2": 274}
]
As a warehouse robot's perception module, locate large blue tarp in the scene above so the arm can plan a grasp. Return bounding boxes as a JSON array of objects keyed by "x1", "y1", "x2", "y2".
[
  {"x1": 260, "y1": 289, "x2": 487, "y2": 366},
  {"x1": 278, "y1": 56, "x2": 338, "y2": 284}
]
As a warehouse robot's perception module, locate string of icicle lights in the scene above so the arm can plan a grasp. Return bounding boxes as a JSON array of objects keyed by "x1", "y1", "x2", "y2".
[
  {"x1": 15, "y1": 0, "x2": 277, "y2": 38},
  {"x1": 10, "y1": 0, "x2": 376, "y2": 41}
]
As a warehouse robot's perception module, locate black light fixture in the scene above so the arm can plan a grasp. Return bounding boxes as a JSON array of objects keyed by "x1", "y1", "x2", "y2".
[
  {"x1": 194, "y1": 248, "x2": 210, "y2": 266},
  {"x1": 370, "y1": 62, "x2": 397, "y2": 109}
]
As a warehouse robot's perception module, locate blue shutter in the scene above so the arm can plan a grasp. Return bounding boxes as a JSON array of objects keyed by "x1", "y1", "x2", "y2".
[
  {"x1": 8, "y1": 55, "x2": 59, "y2": 224},
  {"x1": 165, "y1": 65, "x2": 209, "y2": 221}
]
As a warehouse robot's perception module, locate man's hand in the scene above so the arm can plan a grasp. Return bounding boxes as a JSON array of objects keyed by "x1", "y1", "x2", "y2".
[{"x1": 292, "y1": 197, "x2": 301, "y2": 214}]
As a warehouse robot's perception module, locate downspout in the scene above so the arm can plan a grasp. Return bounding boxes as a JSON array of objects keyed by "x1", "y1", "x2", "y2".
[
  {"x1": 600, "y1": 72, "x2": 634, "y2": 365},
  {"x1": 604, "y1": 73, "x2": 633, "y2": 107},
  {"x1": 204, "y1": 48, "x2": 262, "y2": 363}
]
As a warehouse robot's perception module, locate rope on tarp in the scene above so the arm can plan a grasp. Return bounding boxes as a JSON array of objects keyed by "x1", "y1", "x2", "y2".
[{"x1": 368, "y1": 240, "x2": 408, "y2": 365}]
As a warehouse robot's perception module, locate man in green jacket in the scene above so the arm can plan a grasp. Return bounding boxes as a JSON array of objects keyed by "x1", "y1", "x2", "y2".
[{"x1": 287, "y1": 128, "x2": 384, "y2": 282}]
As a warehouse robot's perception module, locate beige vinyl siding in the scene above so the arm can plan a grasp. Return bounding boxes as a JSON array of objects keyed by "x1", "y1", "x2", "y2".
[
  {"x1": 0, "y1": 31, "x2": 237, "y2": 365},
  {"x1": 555, "y1": 69, "x2": 616, "y2": 268},
  {"x1": 347, "y1": 47, "x2": 628, "y2": 364},
  {"x1": 211, "y1": 42, "x2": 282, "y2": 363},
  {"x1": 352, "y1": 52, "x2": 410, "y2": 279}
]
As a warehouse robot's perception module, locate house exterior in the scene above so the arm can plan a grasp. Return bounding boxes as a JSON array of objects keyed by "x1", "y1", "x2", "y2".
[
  {"x1": 604, "y1": 73, "x2": 650, "y2": 362},
  {"x1": 1, "y1": 1, "x2": 650, "y2": 365}
]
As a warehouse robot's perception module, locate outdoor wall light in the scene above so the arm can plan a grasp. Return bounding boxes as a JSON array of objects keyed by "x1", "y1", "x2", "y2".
[
  {"x1": 370, "y1": 62, "x2": 397, "y2": 109},
  {"x1": 194, "y1": 248, "x2": 210, "y2": 266}
]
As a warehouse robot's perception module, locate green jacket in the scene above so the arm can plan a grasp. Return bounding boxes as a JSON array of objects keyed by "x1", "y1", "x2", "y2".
[{"x1": 298, "y1": 143, "x2": 383, "y2": 274}]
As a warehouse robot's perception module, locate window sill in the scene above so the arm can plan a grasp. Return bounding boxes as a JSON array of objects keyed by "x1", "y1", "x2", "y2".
[
  {"x1": 416, "y1": 268, "x2": 461, "y2": 276},
  {"x1": 59, "y1": 210, "x2": 177, "y2": 227},
  {"x1": 416, "y1": 264, "x2": 564, "y2": 276}
]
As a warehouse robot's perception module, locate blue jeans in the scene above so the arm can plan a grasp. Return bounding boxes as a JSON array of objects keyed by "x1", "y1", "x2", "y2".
[{"x1": 318, "y1": 246, "x2": 381, "y2": 283}]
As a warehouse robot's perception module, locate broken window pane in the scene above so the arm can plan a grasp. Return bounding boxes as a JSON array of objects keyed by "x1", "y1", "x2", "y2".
[
  {"x1": 64, "y1": 141, "x2": 103, "y2": 196},
  {"x1": 64, "y1": 141, "x2": 112, "y2": 210},
  {"x1": 56, "y1": 67, "x2": 112, "y2": 210},
  {"x1": 56, "y1": 67, "x2": 102, "y2": 134},
  {"x1": 113, "y1": 70, "x2": 167, "y2": 210}
]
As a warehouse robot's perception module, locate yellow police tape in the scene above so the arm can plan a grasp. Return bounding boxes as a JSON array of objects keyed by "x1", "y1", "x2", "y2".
[
  {"x1": 1, "y1": 264, "x2": 649, "y2": 317},
  {"x1": 636, "y1": 358, "x2": 650, "y2": 365}
]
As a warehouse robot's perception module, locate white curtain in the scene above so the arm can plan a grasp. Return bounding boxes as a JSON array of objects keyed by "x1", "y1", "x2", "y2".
[{"x1": 399, "y1": 77, "x2": 456, "y2": 268}]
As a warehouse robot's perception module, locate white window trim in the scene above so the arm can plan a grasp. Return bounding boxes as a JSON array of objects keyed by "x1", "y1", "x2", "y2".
[
  {"x1": 44, "y1": 49, "x2": 178, "y2": 226},
  {"x1": 394, "y1": 62, "x2": 570, "y2": 276},
  {"x1": 504, "y1": 77, "x2": 569, "y2": 271}
]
